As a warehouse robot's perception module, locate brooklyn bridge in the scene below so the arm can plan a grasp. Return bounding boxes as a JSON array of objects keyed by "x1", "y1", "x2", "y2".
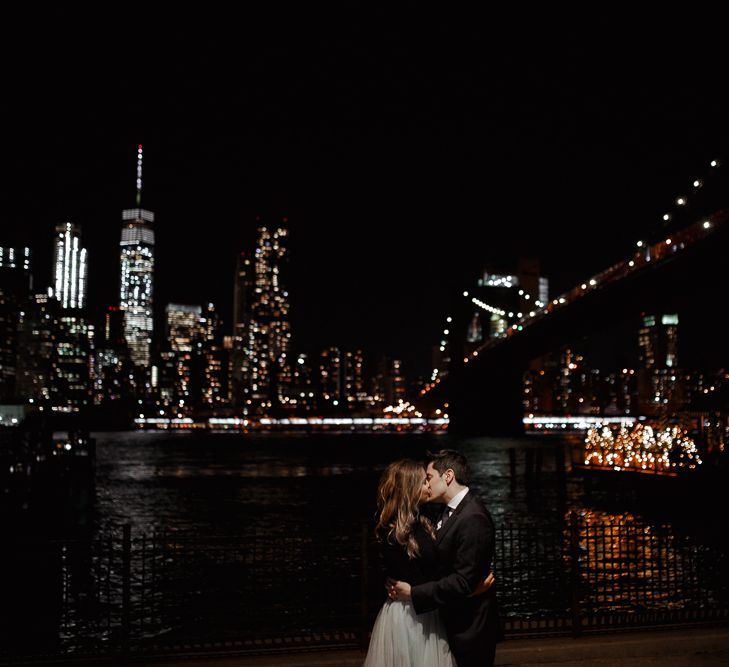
[{"x1": 422, "y1": 196, "x2": 729, "y2": 435}]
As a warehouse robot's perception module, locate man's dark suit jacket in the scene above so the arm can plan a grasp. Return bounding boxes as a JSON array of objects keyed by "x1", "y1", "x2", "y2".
[{"x1": 411, "y1": 491, "x2": 500, "y2": 667}]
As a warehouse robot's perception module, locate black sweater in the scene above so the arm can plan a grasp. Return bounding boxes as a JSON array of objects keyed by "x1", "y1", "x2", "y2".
[{"x1": 381, "y1": 522, "x2": 438, "y2": 586}]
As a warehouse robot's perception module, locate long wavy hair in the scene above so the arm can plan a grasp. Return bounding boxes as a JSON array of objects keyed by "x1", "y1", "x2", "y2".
[{"x1": 374, "y1": 459, "x2": 434, "y2": 559}]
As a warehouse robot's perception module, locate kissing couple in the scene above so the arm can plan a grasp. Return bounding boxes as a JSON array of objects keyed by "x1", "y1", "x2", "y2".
[{"x1": 363, "y1": 449, "x2": 501, "y2": 667}]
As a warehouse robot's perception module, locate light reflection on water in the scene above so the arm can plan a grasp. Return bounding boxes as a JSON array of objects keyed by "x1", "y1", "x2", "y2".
[
  {"x1": 94, "y1": 430, "x2": 716, "y2": 534},
  {"x1": 93, "y1": 431, "x2": 582, "y2": 534},
  {"x1": 575, "y1": 509, "x2": 718, "y2": 613}
]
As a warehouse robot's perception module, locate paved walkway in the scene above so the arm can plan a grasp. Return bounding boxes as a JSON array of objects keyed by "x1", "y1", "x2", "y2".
[{"x1": 46, "y1": 625, "x2": 727, "y2": 666}]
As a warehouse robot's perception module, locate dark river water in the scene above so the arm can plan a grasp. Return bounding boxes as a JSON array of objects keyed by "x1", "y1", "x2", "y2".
[{"x1": 90, "y1": 429, "x2": 721, "y2": 537}]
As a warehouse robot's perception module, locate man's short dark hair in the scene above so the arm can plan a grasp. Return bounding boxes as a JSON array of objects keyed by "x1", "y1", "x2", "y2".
[{"x1": 426, "y1": 449, "x2": 471, "y2": 486}]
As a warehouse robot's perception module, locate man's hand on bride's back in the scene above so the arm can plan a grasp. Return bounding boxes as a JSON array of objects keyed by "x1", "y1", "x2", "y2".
[{"x1": 468, "y1": 572, "x2": 495, "y2": 597}]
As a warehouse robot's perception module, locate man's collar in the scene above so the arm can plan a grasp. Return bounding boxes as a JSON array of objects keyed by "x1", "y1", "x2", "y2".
[{"x1": 447, "y1": 486, "x2": 469, "y2": 510}]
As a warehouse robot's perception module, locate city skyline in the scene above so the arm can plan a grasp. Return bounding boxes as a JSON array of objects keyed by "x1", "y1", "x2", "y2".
[
  {"x1": 3, "y1": 155, "x2": 728, "y2": 384},
  {"x1": 3, "y1": 11, "x2": 729, "y2": 376},
  {"x1": 4, "y1": 198, "x2": 726, "y2": 422}
]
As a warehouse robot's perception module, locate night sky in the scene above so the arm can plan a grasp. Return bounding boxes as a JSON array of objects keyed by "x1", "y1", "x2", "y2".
[{"x1": 2, "y1": 9, "x2": 728, "y2": 376}]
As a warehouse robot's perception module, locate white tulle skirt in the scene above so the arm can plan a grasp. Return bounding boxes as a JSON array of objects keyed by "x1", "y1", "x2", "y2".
[{"x1": 363, "y1": 599, "x2": 455, "y2": 667}]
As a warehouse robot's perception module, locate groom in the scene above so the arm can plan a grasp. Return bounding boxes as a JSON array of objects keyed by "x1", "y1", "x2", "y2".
[{"x1": 389, "y1": 449, "x2": 500, "y2": 667}]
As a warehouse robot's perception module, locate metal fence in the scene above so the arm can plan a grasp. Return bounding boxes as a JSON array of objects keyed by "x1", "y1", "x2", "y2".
[{"x1": 2, "y1": 513, "x2": 728, "y2": 661}]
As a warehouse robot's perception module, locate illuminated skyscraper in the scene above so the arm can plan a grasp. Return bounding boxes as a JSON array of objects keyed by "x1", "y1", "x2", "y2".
[
  {"x1": 16, "y1": 292, "x2": 55, "y2": 405},
  {"x1": 320, "y1": 347, "x2": 342, "y2": 405},
  {"x1": 558, "y1": 347, "x2": 588, "y2": 413},
  {"x1": 166, "y1": 303, "x2": 203, "y2": 407},
  {"x1": 248, "y1": 221, "x2": 292, "y2": 412},
  {"x1": 372, "y1": 356, "x2": 407, "y2": 406},
  {"x1": 344, "y1": 349, "x2": 365, "y2": 407},
  {"x1": 52, "y1": 222, "x2": 88, "y2": 309},
  {"x1": 0, "y1": 247, "x2": 31, "y2": 400},
  {"x1": 638, "y1": 313, "x2": 680, "y2": 412},
  {"x1": 391, "y1": 359, "x2": 407, "y2": 403},
  {"x1": 93, "y1": 307, "x2": 133, "y2": 404},
  {"x1": 45, "y1": 222, "x2": 93, "y2": 409},
  {"x1": 201, "y1": 303, "x2": 227, "y2": 408},
  {"x1": 120, "y1": 145, "x2": 155, "y2": 368},
  {"x1": 294, "y1": 352, "x2": 315, "y2": 411},
  {"x1": 21, "y1": 293, "x2": 95, "y2": 412},
  {"x1": 638, "y1": 314, "x2": 679, "y2": 369},
  {"x1": 230, "y1": 252, "x2": 253, "y2": 408},
  {"x1": 53, "y1": 313, "x2": 94, "y2": 410}
]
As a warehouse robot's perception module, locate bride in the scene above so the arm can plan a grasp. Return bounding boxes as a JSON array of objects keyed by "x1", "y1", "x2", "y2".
[{"x1": 363, "y1": 459, "x2": 492, "y2": 666}]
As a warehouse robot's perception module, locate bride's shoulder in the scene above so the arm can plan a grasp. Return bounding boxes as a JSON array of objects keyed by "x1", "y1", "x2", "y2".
[{"x1": 414, "y1": 520, "x2": 436, "y2": 549}]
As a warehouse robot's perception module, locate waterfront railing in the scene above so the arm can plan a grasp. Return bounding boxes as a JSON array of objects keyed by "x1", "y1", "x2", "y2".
[{"x1": 2, "y1": 512, "x2": 727, "y2": 661}]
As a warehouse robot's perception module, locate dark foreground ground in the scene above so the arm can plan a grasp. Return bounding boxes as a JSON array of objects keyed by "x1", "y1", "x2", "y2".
[{"x1": 8, "y1": 625, "x2": 729, "y2": 666}]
